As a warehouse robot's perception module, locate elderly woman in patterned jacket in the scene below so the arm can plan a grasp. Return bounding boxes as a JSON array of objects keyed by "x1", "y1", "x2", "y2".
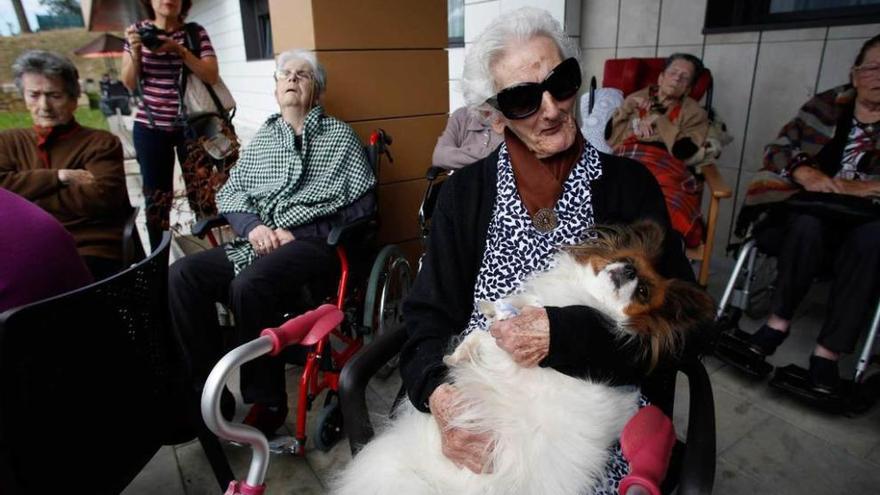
[
  {"x1": 399, "y1": 7, "x2": 696, "y2": 493},
  {"x1": 168, "y1": 48, "x2": 375, "y2": 437}
]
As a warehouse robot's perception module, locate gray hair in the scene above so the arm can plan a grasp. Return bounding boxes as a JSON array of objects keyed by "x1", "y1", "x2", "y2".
[
  {"x1": 12, "y1": 50, "x2": 81, "y2": 99},
  {"x1": 276, "y1": 49, "x2": 327, "y2": 95},
  {"x1": 461, "y1": 7, "x2": 579, "y2": 112}
]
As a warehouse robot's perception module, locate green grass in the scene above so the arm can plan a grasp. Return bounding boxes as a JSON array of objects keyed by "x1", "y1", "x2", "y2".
[{"x1": 0, "y1": 107, "x2": 109, "y2": 131}]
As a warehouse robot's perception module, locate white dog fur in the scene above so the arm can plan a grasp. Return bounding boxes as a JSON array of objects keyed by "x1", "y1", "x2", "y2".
[{"x1": 330, "y1": 247, "x2": 661, "y2": 495}]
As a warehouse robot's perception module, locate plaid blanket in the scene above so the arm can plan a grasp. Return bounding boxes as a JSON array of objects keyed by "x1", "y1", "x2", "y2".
[
  {"x1": 216, "y1": 106, "x2": 375, "y2": 273},
  {"x1": 616, "y1": 143, "x2": 704, "y2": 247}
]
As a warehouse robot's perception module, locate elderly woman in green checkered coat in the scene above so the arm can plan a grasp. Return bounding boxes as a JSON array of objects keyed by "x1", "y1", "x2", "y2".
[{"x1": 168, "y1": 49, "x2": 376, "y2": 436}]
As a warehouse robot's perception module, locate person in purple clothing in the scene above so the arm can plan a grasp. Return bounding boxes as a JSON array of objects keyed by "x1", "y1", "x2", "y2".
[{"x1": 0, "y1": 188, "x2": 93, "y2": 313}]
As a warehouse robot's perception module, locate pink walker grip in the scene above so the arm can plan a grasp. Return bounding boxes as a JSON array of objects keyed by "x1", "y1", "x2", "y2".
[
  {"x1": 225, "y1": 481, "x2": 266, "y2": 495},
  {"x1": 260, "y1": 304, "x2": 344, "y2": 356},
  {"x1": 618, "y1": 405, "x2": 675, "y2": 495}
]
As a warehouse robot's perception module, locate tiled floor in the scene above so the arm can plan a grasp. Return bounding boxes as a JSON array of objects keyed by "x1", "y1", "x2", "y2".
[{"x1": 117, "y1": 129, "x2": 880, "y2": 493}]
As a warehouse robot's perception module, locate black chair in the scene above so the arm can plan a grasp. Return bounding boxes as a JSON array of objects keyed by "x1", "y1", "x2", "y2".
[
  {"x1": 0, "y1": 233, "x2": 233, "y2": 494},
  {"x1": 122, "y1": 205, "x2": 146, "y2": 268},
  {"x1": 339, "y1": 327, "x2": 716, "y2": 494}
]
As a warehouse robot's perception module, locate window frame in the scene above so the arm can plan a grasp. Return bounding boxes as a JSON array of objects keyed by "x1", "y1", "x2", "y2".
[
  {"x1": 704, "y1": 0, "x2": 880, "y2": 34},
  {"x1": 240, "y1": 0, "x2": 274, "y2": 61}
]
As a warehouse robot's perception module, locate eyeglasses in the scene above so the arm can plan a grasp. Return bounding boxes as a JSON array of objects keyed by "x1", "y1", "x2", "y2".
[
  {"x1": 854, "y1": 64, "x2": 880, "y2": 77},
  {"x1": 274, "y1": 69, "x2": 314, "y2": 82},
  {"x1": 486, "y1": 58, "x2": 581, "y2": 120}
]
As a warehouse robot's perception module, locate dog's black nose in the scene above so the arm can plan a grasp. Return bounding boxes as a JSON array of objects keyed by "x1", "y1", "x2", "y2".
[{"x1": 610, "y1": 263, "x2": 637, "y2": 289}]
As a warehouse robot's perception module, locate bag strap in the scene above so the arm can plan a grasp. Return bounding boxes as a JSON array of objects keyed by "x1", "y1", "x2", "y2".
[{"x1": 180, "y1": 22, "x2": 230, "y2": 123}]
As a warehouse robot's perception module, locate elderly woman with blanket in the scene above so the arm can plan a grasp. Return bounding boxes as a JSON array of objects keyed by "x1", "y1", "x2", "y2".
[
  {"x1": 607, "y1": 53, "x2": 709, "y2": 248},
  {"x1": 736, "y1": 35, "x2": 880, "y2": 394},
  {"x1": 168, "y1": 49, "x2": 375, "y2": 436}
]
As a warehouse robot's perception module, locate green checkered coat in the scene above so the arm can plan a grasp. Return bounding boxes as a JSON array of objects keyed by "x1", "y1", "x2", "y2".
[{"x1": 216, "y1": 106, "x2": 375, "y2": 273}]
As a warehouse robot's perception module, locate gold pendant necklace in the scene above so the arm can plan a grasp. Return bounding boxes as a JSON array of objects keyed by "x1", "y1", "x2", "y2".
[{"x1": 532, "y1": 208, "x2": 558, "y2": 233}]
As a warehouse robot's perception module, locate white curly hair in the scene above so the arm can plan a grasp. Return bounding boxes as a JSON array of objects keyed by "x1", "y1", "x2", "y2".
[{"x1": 460, "y1": 7, "x2": 579, "y2": 116}]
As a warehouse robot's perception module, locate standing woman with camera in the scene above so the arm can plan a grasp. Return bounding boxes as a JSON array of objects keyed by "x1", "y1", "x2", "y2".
[{"x1": 122, "y1": 0, "x2": 219, "y2": 250}]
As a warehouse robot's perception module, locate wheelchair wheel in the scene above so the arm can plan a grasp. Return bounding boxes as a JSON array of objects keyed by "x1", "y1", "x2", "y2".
[
  {"x1": 744, "y1": 253, "x2": 777, "y2": 320},
  {"x1": 312, "y1": 392, "x2": 343, "y2": 452},
  {"x1": 363, "y1": 245, "x2": 413, "y2": 377}
]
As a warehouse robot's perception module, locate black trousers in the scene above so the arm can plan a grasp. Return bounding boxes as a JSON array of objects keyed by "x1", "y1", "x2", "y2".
[
  {"x1": 133, "y1": 122, "x2": 187, "y2": 251},
  {"x1": 758, "y1": 213, "x2": 880, "y2": 354},
  {"x1": 168, "y1": 238, "x2": 338, "y2": 404}
]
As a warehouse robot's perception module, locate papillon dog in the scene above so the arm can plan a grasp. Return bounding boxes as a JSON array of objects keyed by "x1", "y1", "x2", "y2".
[{"x1": 332, "y1": 221, "x2": 714, "y2": 495}]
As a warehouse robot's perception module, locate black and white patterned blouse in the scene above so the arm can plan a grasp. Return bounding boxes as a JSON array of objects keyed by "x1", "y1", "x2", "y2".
[
  {"x1": 465, "y1": 141, "x2": 602, "y2": 333},
  {"x1": 465, "y1": 140, "x2": 640, "y2": 495}
]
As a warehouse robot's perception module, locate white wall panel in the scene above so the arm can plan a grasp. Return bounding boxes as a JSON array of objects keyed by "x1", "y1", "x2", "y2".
[
  {"x1": 580, "y1": 0, "x2": 619, "y2": 49},
  {"x1": 658, "y1": 0, "x2": 706, "y2": 46},
  {"x1": 742, "y1": 40, "x2": 824, "y2": 172},
  {"x1": 617, "y1": 0, "x2": 660, "y2": 47},
  {"x1": 464, "y1": 1, "x2": 500, "y2": 42},
  {"x1": 828, "y1": 23, "x2": 880, "y2": 39}
]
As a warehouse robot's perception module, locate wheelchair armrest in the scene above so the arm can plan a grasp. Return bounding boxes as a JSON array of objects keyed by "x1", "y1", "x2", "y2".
[
  {"x1": 192, "y1": 215, "x2": 229, "y2": 238},
  {"x1": 339, "y1": 325, "x2": 409, "y2": 455},
  {"x1": 675, "y1": 356, "x2": 716, "y2": 495},
  {"x1": 327, "y1": 216, "x2": 377, "y2": 248},
  {"x1": 700, "y1": 163, "x2": 732, "y2": 200},
  {"x1": 425, "y1": 166, "x2": 447, "y2": 182}
]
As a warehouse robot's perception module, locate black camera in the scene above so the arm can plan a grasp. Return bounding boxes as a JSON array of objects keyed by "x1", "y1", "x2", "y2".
[{"x1": 138, "y1": 24, "x2": 166, "y2": 51}]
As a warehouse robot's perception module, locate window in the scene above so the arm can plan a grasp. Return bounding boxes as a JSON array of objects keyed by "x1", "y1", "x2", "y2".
[
  {"x1": 449, "y1": 0, "x2": 464, "y2": 47},
  {"x1": 241, "y1": 0, "x2": 273, "y2": 61},
  {"x1": 705, "y1": 0, "x2": 880, "y2": 33}
]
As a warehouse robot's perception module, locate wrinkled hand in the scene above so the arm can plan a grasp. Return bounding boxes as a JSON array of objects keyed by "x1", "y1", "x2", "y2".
[
  {"x1": 634, "y1": 117, "x2": 656, "y2": 139},
  {"x1": 275, "y1": 228, "x2": 295, "y2": 245},
  {"x1": 833, "y1": 178, "x2": 880, "y2": 198},
  {"x1": 248, "y1": 225, "x2": 280, "y2": 256},
  {"x1": 792, "y1": 166, "x2": 842, "y2": 193},
  {"x1": 429, "y1": 383, "x2": 494, "y2": 474},
  {"x1": 58, "y1": 169, "x2": 95, "y2": 186},
  {"x1": 489, "y1": 305, "x2": 550, "y2": 367}
]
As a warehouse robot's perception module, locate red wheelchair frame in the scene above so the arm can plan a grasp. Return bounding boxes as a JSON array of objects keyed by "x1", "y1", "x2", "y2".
[{"x1": 193, "y1": 130, "x2": 413, "y2": 456}]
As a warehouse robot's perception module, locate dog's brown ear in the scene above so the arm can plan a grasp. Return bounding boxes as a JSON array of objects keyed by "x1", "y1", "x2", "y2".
[
  {"x1": 630, "y1": 220, "x2": 665, "y2": 261},
  {"x1": 659, "y1": 280, "x2": 716, "y2": 332}
]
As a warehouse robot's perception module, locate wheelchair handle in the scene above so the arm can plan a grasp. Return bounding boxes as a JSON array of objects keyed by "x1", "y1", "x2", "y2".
[{"x1": 260, "y1": 304, "x2": 344, "y2": 356}]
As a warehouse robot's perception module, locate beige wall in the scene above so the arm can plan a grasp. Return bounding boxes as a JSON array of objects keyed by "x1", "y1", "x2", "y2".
[{"x1": 581, "y1": 0, "x2": 879, "y2": 272}]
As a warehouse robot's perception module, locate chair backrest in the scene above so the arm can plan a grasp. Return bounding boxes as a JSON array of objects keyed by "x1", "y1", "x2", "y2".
[
  {"x1": 0, "y1": 233, "x2": 187, "y2": 493},
  {"x1": 603, "y1": 57, "x2": 713, "y2": 105}
]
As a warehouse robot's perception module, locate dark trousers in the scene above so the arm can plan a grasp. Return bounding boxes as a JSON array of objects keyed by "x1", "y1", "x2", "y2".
[
  {"x1": 168, "y1": 238, "x2": 339, "y2": 404},
  {"x1": 759, "y1": 213, "x2": 880, "y2": 354},
  {"x1": 133, "y1": 122, "x2": 187, "y2": 251}
]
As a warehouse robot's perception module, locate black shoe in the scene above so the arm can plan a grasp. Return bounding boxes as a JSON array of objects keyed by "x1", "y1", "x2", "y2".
[
  {"x1": 809, "y1": 355, "x2": 840, "y2": 395},
  {"x1": 221, "y1": 387, "x2": 236, "y2": 421},
  {"x1": 747, "y1": 325, "x2": 788, "y2": 357}
]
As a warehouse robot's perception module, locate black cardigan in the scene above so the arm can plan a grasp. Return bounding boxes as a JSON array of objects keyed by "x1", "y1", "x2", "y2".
[{"x1": 400, "y1": 149, "x2": 695, "y2": 412}]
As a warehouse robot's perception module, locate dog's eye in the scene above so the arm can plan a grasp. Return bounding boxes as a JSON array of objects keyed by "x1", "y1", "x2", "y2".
[{"x1": 637, "y1": 284, "x2": 649, "y2": 299}]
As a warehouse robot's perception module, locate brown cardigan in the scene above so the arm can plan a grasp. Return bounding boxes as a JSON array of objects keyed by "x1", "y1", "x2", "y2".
[
  {"x1": 0, "y1": 124, "x2": 130, "y2": 261},
  {"x1": 608, "y1": 86, "x2": 709, "y2": 156}
]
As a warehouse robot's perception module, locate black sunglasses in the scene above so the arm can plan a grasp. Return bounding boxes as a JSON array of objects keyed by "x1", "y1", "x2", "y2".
[{"x1": 486, "y1": 58, "x2": 582, "y2": 120}]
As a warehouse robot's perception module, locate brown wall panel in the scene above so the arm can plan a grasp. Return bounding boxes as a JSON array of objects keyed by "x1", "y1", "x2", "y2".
[
  {"x1": 350, "y1": 115, "x2": 449, "y2": 184},
  {"x1": 377, "y1": 179, "x2": 425, "y2": 244},
  {"x1": 269, "y1": 0, "x2": 315, "y2": 52},
  {"x1": 320, "y1": 50, "x2": 448, "y2": 122},
  {"x1": 312, "y1": 0, "x2": 446, "y2": 50}
]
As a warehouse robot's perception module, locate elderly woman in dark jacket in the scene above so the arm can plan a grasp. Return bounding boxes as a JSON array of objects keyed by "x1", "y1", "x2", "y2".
[{"x1": 399, "y1": 7, "x2": 695, "y2": 493}]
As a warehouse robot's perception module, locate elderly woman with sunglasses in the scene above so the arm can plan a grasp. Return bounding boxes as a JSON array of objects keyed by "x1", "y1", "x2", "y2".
[
  {"x1": 168, "y1": 48, "x2": 375, "y2": 437},
  {"x1": 607, "y1": 53, "x2": 710, "y2": 248},
  {"x1": 400, "y1": 7, "x2": 694, "y2": 492}
]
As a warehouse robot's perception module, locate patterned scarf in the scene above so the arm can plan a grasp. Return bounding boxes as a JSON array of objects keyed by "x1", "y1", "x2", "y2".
[{"x1": 216, "y1": 106, "x2": 375, "y2": 273}]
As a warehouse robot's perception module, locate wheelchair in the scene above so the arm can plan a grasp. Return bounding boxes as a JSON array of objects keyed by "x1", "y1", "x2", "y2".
[
  {"x1": 712, "y1": 191, "x2": 880, "y2": 414},
  {"x1": 191, "y1": 129, "x2": 414, "y2": 456}
]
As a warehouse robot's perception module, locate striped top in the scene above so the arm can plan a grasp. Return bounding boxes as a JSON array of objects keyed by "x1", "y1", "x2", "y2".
[{"x1": 124, "y1": 21, "x2": 215, "y2": 129}]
